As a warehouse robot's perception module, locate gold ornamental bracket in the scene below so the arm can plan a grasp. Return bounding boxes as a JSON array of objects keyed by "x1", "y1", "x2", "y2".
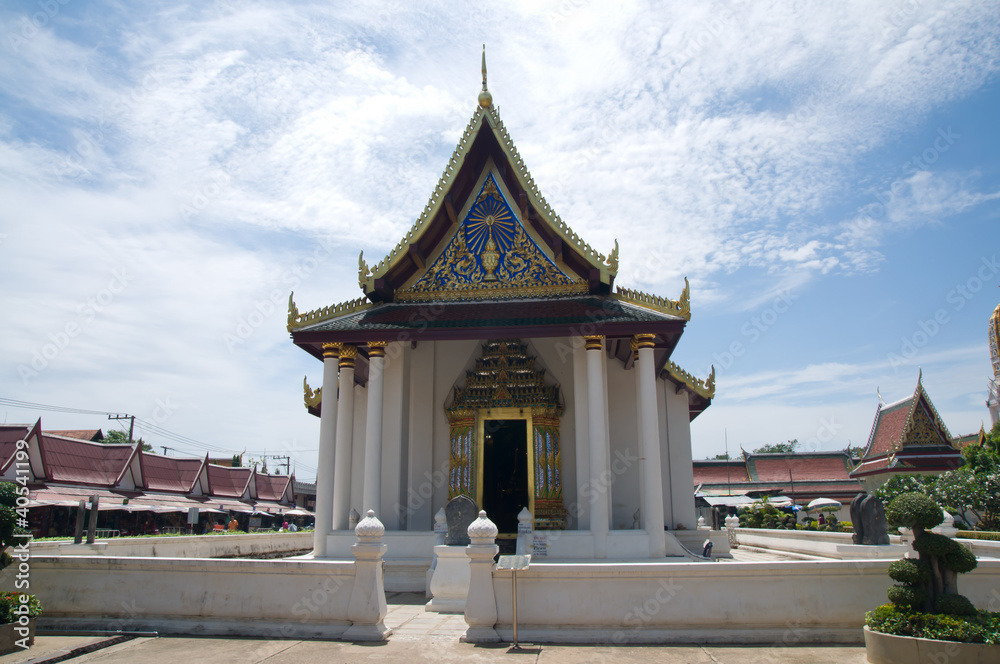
[{"x1": 303, "y1": 376, "x2": 322, "y2": 412}]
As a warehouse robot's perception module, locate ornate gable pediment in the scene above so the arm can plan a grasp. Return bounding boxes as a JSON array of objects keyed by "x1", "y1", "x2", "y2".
[
  {"x1": 357, "y1": 71, "x2": 619, "y2": 303},
  {"x1": 398, "y1": 168, "x2": 585, "y2": 302}
]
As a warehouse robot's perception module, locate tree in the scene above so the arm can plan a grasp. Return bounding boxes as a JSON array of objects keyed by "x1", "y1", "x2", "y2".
[
  {"x1": 884, "y1": 492, "x2": 977, "y2": 615},
  {"x1": 710, "y1": 453, "x2": 730, "y2": 460},
  {"x1": 752, "y1": 439, "x2": 799, "y2": 454},
  {"x1": 104, "y1": 429, "x2": 153, "y2": 452}
]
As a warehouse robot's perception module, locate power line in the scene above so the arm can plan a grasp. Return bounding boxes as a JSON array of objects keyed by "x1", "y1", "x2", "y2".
[{"x1": 0, "y1": 396, "x2": 318, "y2": 477}]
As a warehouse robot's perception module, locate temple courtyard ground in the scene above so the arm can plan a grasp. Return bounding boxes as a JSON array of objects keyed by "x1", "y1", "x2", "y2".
[{"x1": 3, "y1": 588, "x2": 867, "y2": 664}]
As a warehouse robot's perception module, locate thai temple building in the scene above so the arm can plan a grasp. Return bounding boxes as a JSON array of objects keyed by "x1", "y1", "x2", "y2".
[
  {"x1": 988, "y1": 302, "x2": 1000, "y2": 426},
  {"x1": 849, "y1": 372, "x2": 964, "y2": 491},
  {"x1": 289, "y1": 51, "x2": 715, "y2": 565}
]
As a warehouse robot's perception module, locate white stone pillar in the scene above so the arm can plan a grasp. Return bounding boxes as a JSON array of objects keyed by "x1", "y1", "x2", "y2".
[
  {"x1": 572, "y1": 340, "x2": 591, "y2": 530},
  {"x1": 344, "y1": 510, "x2": 391, "y2": 641},
  {"x1": 584, "y1": 335, "x2": 609, "y2": 558},
  {"x1": 635, "y1": 334, "x2": 666, "y2": 558},
  {"x1": 312, "y1": 342, "x2": 340, "y2": 557},
  {"x1": 462, "y1": 510, "x2": 500, "y2": 643},
  {"x1": 362, "y1": 341, "x2": 387, "y2": 516},
  {"x1": 332, "y1": 344, "x2": 357, "y2": 531}
]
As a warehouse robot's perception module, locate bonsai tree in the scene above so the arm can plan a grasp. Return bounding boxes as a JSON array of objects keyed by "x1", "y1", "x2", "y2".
[{"x1": 884, "y1": 492, "x2": 978, "y2": 615}]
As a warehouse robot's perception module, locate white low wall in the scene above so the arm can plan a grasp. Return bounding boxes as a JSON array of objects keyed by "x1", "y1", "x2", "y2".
[
  {"x1": 956, "y1": 537, "x2": 1000, "y2": 559},
  {"x1": 734, "y1": 528, "x2": 907, "y2": 559},
  {"x1": 3, "y1": 556, "x2": 356, "y2": 639},
  {"x1": 489, "y1": 559, "x2": 1000, "y2": 644},
  {"x1": 30, "y1": 532, "x2": 313, "y2": 559},
  {"x1": 327, "y1": 531, "x2": 435, "y2": 592}
]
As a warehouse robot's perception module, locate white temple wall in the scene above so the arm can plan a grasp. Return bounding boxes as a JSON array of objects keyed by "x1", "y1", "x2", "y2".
[
  {"x1": 571, "y1": 341, "x2": 590, "y2": 530},
  {"x1": 605, "y1": 358, "x2": 641, "y2": 530},
  {"x1": 406, "y1": 341, "x2": 435, "y2": 531},
  {"x1": 665, "y1": 386, "x2": 696, "y2": 529},
  {"x1": 431, "y1": 339, "x2": 480, "y2": 515},
  {"x1": 526, "y1": 337, "x2": 578, "y2": 526},
  {"x1": 380, "y1": 342, "x2": 409, "y2": 529},
  {"x1": 350, "y1": 382, "x2": 367, "y2": 518}
]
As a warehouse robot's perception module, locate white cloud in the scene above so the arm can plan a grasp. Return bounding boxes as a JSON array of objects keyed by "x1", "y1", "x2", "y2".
[{"x1": 1, "y1": 0, "x2": 998, "y2": 478}]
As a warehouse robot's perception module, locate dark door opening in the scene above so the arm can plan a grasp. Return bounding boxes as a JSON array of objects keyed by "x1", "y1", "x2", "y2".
[{"x1": 482, "y1": 419, "x2": 529, "y2": 536}]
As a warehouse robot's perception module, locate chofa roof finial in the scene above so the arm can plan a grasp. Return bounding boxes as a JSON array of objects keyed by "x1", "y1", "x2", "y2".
[{"x1": 478, "y1": 44, "x2": 493, "y2": 108}]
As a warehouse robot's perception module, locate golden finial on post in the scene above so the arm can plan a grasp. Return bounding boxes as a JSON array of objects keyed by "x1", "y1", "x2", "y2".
[{"x1": 478, "y1": 44, "x2": 493, "y2": 108}]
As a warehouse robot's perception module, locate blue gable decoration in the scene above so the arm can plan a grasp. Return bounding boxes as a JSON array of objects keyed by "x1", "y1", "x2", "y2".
[{"x1": 401, "y1": 173, "x2": 584, "y2": 301}]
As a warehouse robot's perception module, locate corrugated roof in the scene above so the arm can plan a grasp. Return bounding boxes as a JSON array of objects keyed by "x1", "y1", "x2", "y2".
[
  {"x1": 40, "y1": 435, "x2": 133, "y2": 485},
  {"x1": 48, "y1": 429, "x2": 103, "y2": 441},
  {"x1": 255, "y1": 474, "x2": 289, "y2": 502},
  {"x1": 142, "y1": 453, "x2": 203, "y2": 493},
  {"x1": 206, "y1": 465, "x2": 251, "y2": 498}
]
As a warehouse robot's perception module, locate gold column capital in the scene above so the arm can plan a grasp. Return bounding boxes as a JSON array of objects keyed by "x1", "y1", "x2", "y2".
[
  {"x1": 367, "y1": 341, "x2": 388, "y2": 358},
  {"x1": 321, "y1": 342, "x2": 342, "y2": 359},
  {"x1": 631, "y1": 333, "x2": 656, "y2": 352},
  {"x1": 583, "y1": 335, "x2": 605, "y2": 351},
  {"x1": 339, "y1": 343, "x2": 358, "y2": 368}
]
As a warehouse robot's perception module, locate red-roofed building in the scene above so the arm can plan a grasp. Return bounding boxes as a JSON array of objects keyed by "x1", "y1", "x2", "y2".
[
  {"x1": 849, "y1": 372, "x2": 965, "y2": 491},
  {"x1": 694, "y1": 451, "x2": 863, "y2": 505},
  {"x1": 1, "y1": 418, "x2": 304, "y2": 537}
]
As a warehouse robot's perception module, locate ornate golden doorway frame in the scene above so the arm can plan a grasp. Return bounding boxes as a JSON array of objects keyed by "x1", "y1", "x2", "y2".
[
  {"x1": 445, "y1": 339, "x2": 567, "y2": 530},
  {"x1": 476, "y1": 408, "x2": 535, "y2": 529}
]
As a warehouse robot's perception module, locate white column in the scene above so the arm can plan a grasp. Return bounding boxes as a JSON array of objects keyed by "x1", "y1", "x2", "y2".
[
  {"x1": 572, "y1": 340, "x2": 591, "y2": 530},
  {"x1": 666, "y1": 387, "x2": 697, "y2": 530},
  {"x1": 332, "y1": 344, "x2": 357, "y2": 531},
  {"x1": 362, "y1": 342, "x2": 387, "y2": 517},
  {"x1": 584, "y1": 335, "x2": 609, "y2": 558},
  {"x1": 312, "y1": 343, "x2": 340, "y2": 557},
  {"x1": 635, "y1": 334, "x2": 666, "y2": 558}
]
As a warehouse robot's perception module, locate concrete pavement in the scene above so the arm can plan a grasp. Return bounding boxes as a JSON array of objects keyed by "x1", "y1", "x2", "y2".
[{"x1": 1, "y1": 592, "x2": 869, "y2": 664}]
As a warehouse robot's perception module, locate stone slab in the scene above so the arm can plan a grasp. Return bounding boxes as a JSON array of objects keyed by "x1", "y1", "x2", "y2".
[{"x1": 445, "y1": 495, "x2": 477, "y2": 546}]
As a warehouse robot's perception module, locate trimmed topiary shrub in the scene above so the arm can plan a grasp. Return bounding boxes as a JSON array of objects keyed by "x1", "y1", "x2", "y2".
[
  {"x1": 888, "y1": 558, "x2": 929, "y2": 586},
  {"x1": 887, "y1": 584, "x2": 927, "y2": 610},
  {"x1": 885, "y1": 492, "x2": 944, "y2": 532},
  {"x1": 935, "y1": 594, "x2": 977, "y2": 617}
]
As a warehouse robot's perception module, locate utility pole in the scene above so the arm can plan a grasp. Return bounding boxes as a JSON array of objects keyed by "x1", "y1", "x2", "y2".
[{"x1": 108, "y1": 413, "x2": 135, "y2": 442}]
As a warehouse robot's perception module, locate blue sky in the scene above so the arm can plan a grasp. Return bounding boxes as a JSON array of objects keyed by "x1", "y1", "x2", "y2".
[{"x1": 1, "y1": 1, "x2": 998, "y2": 480}]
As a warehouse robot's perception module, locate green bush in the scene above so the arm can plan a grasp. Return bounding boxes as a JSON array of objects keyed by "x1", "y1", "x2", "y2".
[
  {"x1": 911, "y1": 533, "x2": 979, "y2": 573},
  {"x1": 887, "y1": 584, "x2": 927, "y2": 610},
  {"x1": 888, "y1": 559, "x2": 929, "y2": 585},
  {"x1": 943, "y1": 543, "x2": 978, "y2": 574},
  {"x1": 885, "y1": 493, "x2": 944, "y2": 531},
  {"x1": 913, "y1": 531, "x2": 956, "y2": 557},
  {"x1": 935, "y1": 594, "x2": 978, "y2": 617},
  {"x1": 0, "y1": 592, "x2": 42, "y2": 624},
  {"x1": 866, "y1": 604, "x2": 1000, "y2": 644}
]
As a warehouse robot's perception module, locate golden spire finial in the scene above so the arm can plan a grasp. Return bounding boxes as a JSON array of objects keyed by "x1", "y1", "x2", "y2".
[{"x1": 478, "y1": 44, "x2": 493, "y2": 108}]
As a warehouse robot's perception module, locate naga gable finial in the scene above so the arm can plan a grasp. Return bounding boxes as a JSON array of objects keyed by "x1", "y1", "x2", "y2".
[
  {"x1": 607, "y1": 239, "x2": 619, "y2": 273},
  {"x1": 358, "y1": 251, "x2": 371, "y2": 290},
  {"x1": 287, "y1": 292, "x2": 299, "y2": 331}
]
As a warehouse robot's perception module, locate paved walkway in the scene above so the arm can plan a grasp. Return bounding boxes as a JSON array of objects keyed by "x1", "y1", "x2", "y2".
[{"x1": 1, "y1": 592, "x2": 868, "y2": 664}]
